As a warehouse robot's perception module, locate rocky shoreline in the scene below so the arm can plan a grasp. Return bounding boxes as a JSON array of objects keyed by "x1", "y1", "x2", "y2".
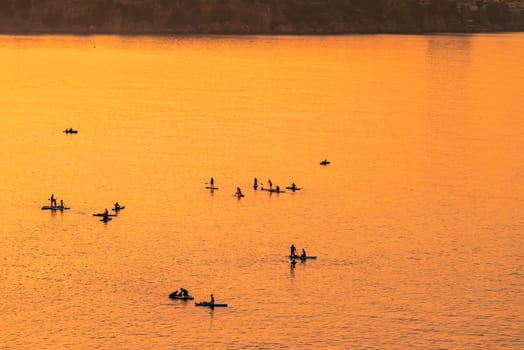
[{"x1": 1, "y1": 0, "x2": 522, "y2": 36}]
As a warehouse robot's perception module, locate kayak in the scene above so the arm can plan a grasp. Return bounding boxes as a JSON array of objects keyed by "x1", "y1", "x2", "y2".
[
  {"x1": 112, "y1": 206, "x2": 125, "y2": 211},
  {"x1": 41, "y1": 206, "x2": 70, "y2": 210},
  {"x1": 92, "y1": 213, "x2": 117, "y2": 217},
  {"x1": 285, "y1": 186, "x2": 302, "y2": 191},
  {"x1": 261, "y1": 187, "x2": 285, "y2": 193},
  {"x1": 205, "y1": 186, "x2": 219, "y2": 190},
  {"x1": 290, "y1": 255, "x2": 317, "y2": 260},
  {"x1": 169, "y1": 293, "x2": 194, "y2": 300},
  {"x1": 195, "y1": 302, "x2": 228, "y2": 307}
]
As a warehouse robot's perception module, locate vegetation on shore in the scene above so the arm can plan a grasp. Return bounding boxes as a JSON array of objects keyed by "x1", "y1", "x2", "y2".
[{"x1": 0, "y1": 0, "x2": 522, "y2": 34}]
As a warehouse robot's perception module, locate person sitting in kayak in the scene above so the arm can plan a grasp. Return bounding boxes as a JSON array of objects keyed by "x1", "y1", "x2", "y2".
[
  {"x1": 210, "y1": 294, "x2": 214, "y2": 304},
  {"x1": 60, "y1": 199, "x2": 64, "y2": 208},
  {"x1": 291, "y1": 182, "x2": 297, "y2": 191},
  {"x1": 180, "y1": 288, "x2": 189, "y2": 297},
  {"x1": 275, "y1": 185, "x2": 280, "y2": 193},
  {"x1": 114, "y1": 202, "x2": 120, "y2": 210},
  {"x1": 236, "y1": 187, "x2": 243, "y2": 196},
  {"x1": 301, "y1": 249, "x2": 307, "y2": 258},
  {"x1": 290, "y1": 244, "x2": 297, "y2": 257},
  {"x1": 102, "y1": 209, "x2": 109, "y2": 221}
]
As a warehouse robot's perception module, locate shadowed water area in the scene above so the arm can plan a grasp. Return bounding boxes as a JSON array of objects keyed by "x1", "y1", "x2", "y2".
[{"x1": 0, "y1": 34, "x2": 523, "y2": 349}]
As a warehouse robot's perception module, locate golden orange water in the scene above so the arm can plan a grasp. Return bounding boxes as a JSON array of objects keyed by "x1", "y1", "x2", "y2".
[{"x1": 1, "y1": 34, "x2": 523, "y2": 349}]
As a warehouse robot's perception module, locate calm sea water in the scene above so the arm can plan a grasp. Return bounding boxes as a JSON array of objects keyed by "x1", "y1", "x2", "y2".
[{"x1": 1, "y1": 34, "x2": 523, "y2": 349}]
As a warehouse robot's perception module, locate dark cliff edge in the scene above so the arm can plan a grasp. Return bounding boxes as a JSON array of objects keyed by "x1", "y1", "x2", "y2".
[{"x1": 1, "y1": 0, "x2": 523, "y2": 35}]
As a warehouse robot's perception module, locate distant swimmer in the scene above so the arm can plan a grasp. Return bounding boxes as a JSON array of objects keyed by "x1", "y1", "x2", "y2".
[{"x1": 253, "y1": 178, "x2": 258, "y2": 190}]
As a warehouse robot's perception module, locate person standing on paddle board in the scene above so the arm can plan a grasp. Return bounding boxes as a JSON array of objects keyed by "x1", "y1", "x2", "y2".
[
  {"x1": 210, "y1": 294, "x2": 214, "y2": 304},
  {"x1": 50, "y1": 194, "x2": 56, "y2": 207},
  {"x1": 268, "y1": 179, "x2": 272, "y2": 189},
  {"x1": 253, "y1": 177, "x2": 258, "y2": 189},
  {"x1": 290, "y1": 244, "x2": 297, "y2": 257},
  {"x1": 60, "y1": 200, "x2": 64, "y2": 208},
  {"x1": 210, "y1": 177, "x2": 214, "y2": 187}
]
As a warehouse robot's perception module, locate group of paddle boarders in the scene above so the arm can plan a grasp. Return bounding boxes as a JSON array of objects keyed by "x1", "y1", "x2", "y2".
[
  {"x1": 48, "y1": 194, "x2": 65, "y2": 208},
  {"x1": 289, "y1": 244, "x2": 308, "y2": 267},
  {"x1": 171, "y1": 287, "x2": 190, "y2": 298},
  {"x1": 207, "y1": 177, "x2": 297, "y2": 197},
  {"x1": 169, "y1": 288, "x2": 219, "y2": 306}
]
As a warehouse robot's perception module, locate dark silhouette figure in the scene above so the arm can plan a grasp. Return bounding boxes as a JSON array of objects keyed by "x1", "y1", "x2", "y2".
[
  {"x1": 301, "y1": 249, "x2": 307, "y2": 258},
  {"x1": 290, "y1": 244, "x2": 297, "y2": 257},
  {"x1": 268, "y1": 179, "x2": 272, "y2": 189},
  {"x1": 210, "y1": 294, "x2": 215, "y2": 304},
  {"x1": 253, "y1": 177, "x2": 258, "y2": 189}
]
